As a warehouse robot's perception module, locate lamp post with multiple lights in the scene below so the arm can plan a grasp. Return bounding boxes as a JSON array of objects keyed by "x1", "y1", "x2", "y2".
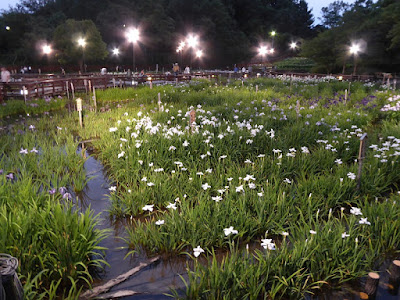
[{"x1": 186, "y1": 34, "x2": 199, "y2": 69}]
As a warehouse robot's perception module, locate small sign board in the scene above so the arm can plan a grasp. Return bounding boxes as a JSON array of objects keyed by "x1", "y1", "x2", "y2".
[{"x1": 76, "y1": 98, "x2": 83, "y2": 111}]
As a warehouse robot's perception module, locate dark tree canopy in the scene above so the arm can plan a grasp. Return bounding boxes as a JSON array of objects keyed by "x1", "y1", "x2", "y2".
[
  {"x1": 1, "y1": 0, "x2": 399, "y2": 72},
  {"x1": 301, "y1": 0, "x2": 400, "y2": 73},
  {"x1": 0, "y1": 0, "x2": 313, "y2": 68}
]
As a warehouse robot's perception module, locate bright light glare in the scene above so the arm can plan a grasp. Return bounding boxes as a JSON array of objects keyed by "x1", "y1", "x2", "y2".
[
  {"x1": 179, "y1": 41, "x2": 186, "y2": 48},
  {"x1": 77, "y1": 38, "x2": 86, "y2": 47},
  {"x1": 258, "y1": 46, "x2": 268, "y2": 56},
  {"x1": 270, "y1": 31, "x2": 276, "y2": 37},
  {"x1": 290, "y1": 42, "x2": 297, "y2": 49},
  {"x1": 187, "y1": 34, "x2": 199, "y2": 48},
  {"x1": 42, "y1": 44, "x2": 52, "y2": 55},
  {"x1": 350, "y1": 43, "x2": 360, "y2": 55},
  {"x1": 112, "y1": 48, "x2": 120, "y2": 55},
  {"x1": 6, "y1": 26, "x2": 10, "y2": 31},
  {"x1": 126, "y1": 28, "x2": 140, "y2": 43},
  {"x1": 196, "y1": 49, "x2": 203, "y2": 58},
  {"x1": 269, "y1": 48, "x2": 275, "y2": 54}
]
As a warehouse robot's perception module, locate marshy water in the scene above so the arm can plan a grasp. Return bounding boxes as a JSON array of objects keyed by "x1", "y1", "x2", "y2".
[{"x1": 76, "y1": 145, "x2": 187, "y2": 299}]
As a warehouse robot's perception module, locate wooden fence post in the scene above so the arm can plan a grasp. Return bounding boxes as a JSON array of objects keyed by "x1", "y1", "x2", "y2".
[
  {"x1": 189, "y1": 110, "x2": 196, "y2": 133},
  {"x1": 93, "y1": 86, "x2": 97, "y2": 113},
  {"x1": 71, "y1": 82, "x2": 75, "y2": 100},
  {"x1": 66, "y1": 81, "x2": 70, "y2": 100},
  {"x1": 76, "y1": 98, "x2": 83, "y2": 128},
  {"x1": 357, "y1": 133, "x2": 368, "y2": 190},
  {"x1": 158, "y1": 92, "x2": 162, "y2": 111}
]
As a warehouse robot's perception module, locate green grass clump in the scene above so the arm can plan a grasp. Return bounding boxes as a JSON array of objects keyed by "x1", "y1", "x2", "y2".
[{"x1": 0, "y1": 116, "x2": 107, "y2": 299}]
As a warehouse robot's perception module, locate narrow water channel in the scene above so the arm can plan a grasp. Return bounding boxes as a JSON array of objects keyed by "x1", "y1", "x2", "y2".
[{"x1": 77, "y1": 146, "x2": 187, "y2": 299}]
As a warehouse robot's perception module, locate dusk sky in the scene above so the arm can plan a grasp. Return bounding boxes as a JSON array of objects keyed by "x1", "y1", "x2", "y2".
[{"x1": 0, "y1": 0, "x2": 358, "y2": 25}]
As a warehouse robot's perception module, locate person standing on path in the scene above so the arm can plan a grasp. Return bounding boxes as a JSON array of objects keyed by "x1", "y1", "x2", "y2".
[{"x1": 1, "y1": 67, "x2": 11, "y2": 101}]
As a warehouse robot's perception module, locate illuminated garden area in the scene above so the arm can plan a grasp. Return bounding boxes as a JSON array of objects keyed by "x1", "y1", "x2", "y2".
[{"x1": 1, "y1": 0, "x2": 400, "y2": 299}]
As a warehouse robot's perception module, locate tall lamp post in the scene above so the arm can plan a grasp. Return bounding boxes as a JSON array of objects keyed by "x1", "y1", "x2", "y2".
[
  {"x1": 186, "y1": 34, "x2": 199, "y2": 69},
  {"x1": 195, "y1": 49, "x2": 203, "y2": 70},
  {"x1": 42, "y1": 44, "x2": 52, "y2": 73},
  {"x1": 126, "y1": 28, "x2": 140, "y2": 74},
  {"x1": 176, "y1": 41, "x2": 185, "y2": 66},
  {"x1": 349, "y1": 43, "x2": 360, "y2": 76},
  {"x1": 258, "y1": 45, "x2": 268, "y2": 64},
  {"x1": 77, "y1": 38, "x2": 86, "y2": 73},
  {"x1": 270, "y1": 31, "x2": 276, "y2": 48}
]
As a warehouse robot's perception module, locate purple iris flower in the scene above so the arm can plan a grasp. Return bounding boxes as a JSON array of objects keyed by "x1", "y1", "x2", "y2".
[{"x1": 58, "y1": 187, "x2": 67, "y2": 195}]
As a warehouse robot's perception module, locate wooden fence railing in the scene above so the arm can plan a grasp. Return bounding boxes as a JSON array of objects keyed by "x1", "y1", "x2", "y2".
[
  {"x1": 0, "y1": 74, "x2": 192, "y2": 100},
  {"x1": 0, "y1": 71, "x2": 397, "y2": 101}
]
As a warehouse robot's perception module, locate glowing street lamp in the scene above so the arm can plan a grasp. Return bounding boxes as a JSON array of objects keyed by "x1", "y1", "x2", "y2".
[
  {"x1": 349, "y1": 43, "x2": 361, "y2": 75},
  {"x1": 42, "y1": 44, "x2": 52, "y2": 55},
  {"x1": 77, "y1": 37, "x2": 86, "y2": 73},
  {"x1": 258, "y1": 46, "x2": 268, "y2": 56},
  {"x1": 187, "y1": 34, "x2": 198, "y2": 48},
  {"x1": 112, "y1": 48, "x2": 120, "y2": 56},
  {"x1": 5, "y1": 26, "x2": 10, "y2": 31},
  {"x1": 195, "y1": 49, "x2": 203, "y2": 58},
  {"x1": 258, "y1": 45, "x2": 269, "y2": 66},
  {"x1": 269, "y1": 48, "x2": 275, "y2": 54},
  {"x1": 290, "y1": 42, "x2": 297, "y2": 50},
  {"x1": 126, "y1": 28, "x2": 140, "y2": 73}
]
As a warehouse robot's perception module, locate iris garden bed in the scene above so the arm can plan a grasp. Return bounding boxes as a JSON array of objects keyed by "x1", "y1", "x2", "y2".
[{"x1": 1, "y1": 77, "x2": 400, "y2": 298}]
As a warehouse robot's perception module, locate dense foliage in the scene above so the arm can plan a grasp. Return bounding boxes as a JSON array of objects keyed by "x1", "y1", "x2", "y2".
[
  {"x1": 1, "y1": 0, "x2": 399, "y2": 72},
  {"x1": 1, "y1": 0, "x2": 314, "y2": 68},
  {"x1": 301, "y1": 0, "x2": 400, "y2": 73}
]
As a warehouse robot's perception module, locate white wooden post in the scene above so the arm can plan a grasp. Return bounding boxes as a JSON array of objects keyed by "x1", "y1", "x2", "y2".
[
  {"x1": 357, "y1": 133, "x2": 368, "y2": 190},
  {"x1": 76, "y1": 98, "x2": 83, "y2": 128},
  {"x1": 93, "y1": 86, "x2": 97, "y2": 113}
]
